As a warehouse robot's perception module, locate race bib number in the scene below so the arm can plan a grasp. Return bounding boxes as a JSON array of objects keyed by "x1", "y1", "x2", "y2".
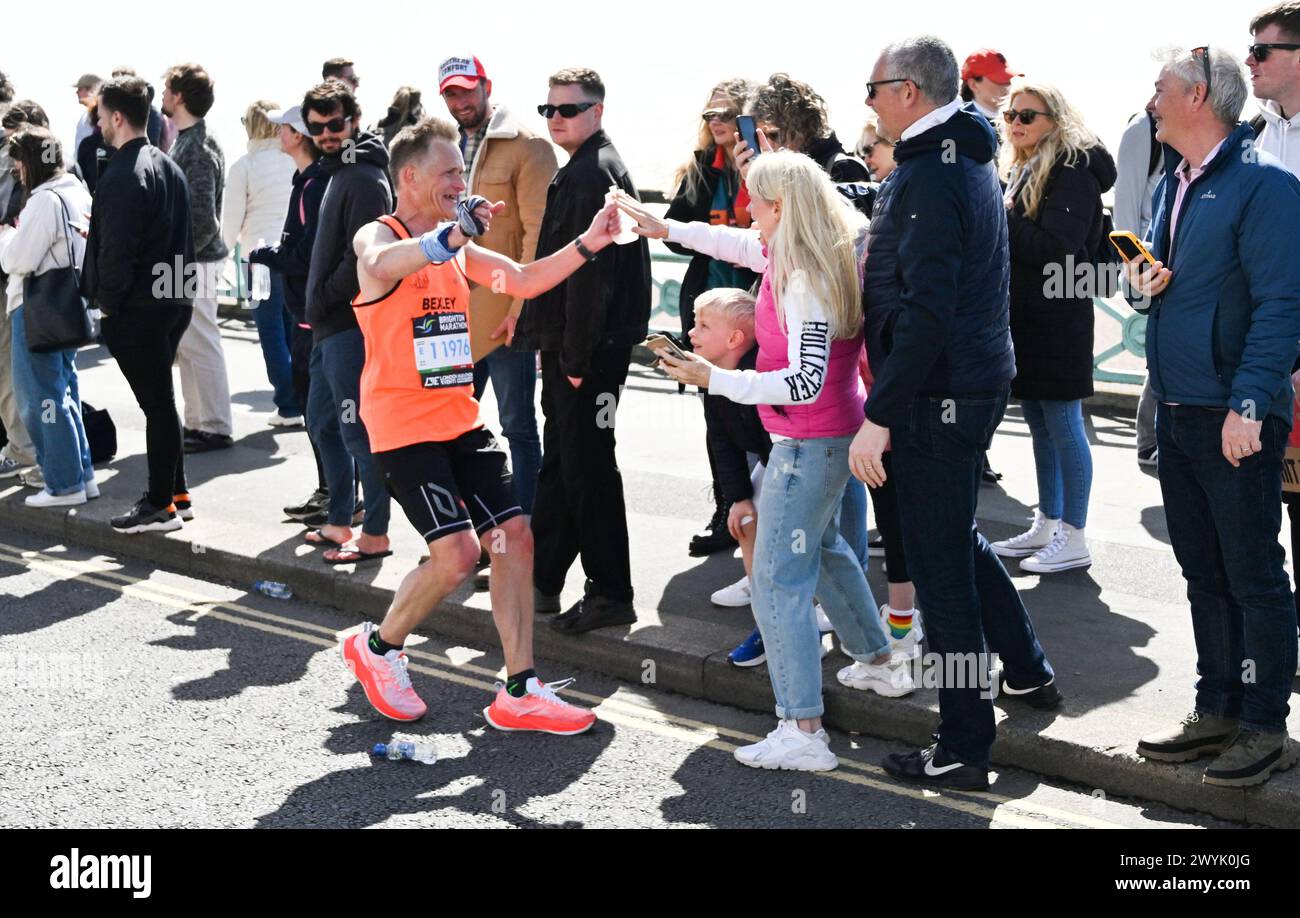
[{"x1": 413, "y1": 313, "x2": 473, "y2": 388}]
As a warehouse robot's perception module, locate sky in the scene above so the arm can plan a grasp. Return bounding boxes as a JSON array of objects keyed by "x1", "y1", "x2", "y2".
[{"x1": 3, "y1": 0, "x2": 1260, "y2": 192}]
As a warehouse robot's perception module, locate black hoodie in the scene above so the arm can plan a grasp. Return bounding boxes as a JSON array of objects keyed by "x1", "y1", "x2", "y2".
[
  {"x1": 306, "y1": 131, "x2": 393, "y2": 341},
  {"x1": 1006, "y1": 144, "x2": 1118, "y2": 401}
]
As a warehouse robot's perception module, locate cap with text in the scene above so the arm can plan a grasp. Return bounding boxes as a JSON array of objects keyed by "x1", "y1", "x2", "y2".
[
  {"x1": 961, "y1": 49, "x2": 1022, "y2": 84},
  {"x1": 438, "y1": 56, "x2": 488, "y2": 93}
]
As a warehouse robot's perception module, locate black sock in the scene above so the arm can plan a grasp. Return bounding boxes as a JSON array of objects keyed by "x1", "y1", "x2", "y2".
[
  {"x1": 368, "y1": 631, "x2": 403, "y2": 657},
  {"x1": 506, "y1": 669, "x2": 535, "y2": 698}
]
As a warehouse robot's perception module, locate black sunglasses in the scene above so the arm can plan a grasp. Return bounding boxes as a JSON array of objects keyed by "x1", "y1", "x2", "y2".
[
  {"x1": 701, "y1": 109, "x2": 738, "y2": 123},
  {"x1": 1191, "y1": 46, "x2": 1212, "y2": 99},
  {"x1": 866, "y1": 78, "x2": 910, "y2": 100},
  {"x1": 1003, "y1": 108, "x2": 1051, "y2": 125},
  {"x1": 305, "y1": 116, "x2": 349, "y2": 136},
  {"x1": 1249, "y1": 42, "x2": 1300, "y2": 61},
  {"x1": 537, "y1": 102, "x2": 596, "y2": 119}
]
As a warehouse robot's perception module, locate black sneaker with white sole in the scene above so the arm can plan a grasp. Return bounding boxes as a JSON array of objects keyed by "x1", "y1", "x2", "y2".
[
  {"x1": 111, "y1": 495, "x2": 183, "y2": 534},
  {"x1": 883, "y1": 743, "x2": 990, "y2": 790},
  {"x1": 994, "y1": 670, "x2": 1063, "y2": 710},
  {"x1": 284, "y1": 488, "x2": 329, "y2": 520}
]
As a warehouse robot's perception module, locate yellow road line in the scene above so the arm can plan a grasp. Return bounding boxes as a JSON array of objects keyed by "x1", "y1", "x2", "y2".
[{"x1": 0, "y1": 542, "x2": 1125, "y2": 828}]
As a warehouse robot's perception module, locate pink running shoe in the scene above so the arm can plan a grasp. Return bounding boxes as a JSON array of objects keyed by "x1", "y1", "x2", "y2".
[
  {"x1": 340, "y1": 623, "x2": 427, "y2": 722},
  {"x1": 483, "y1": 677, "x2": 596, "y2": 735}
]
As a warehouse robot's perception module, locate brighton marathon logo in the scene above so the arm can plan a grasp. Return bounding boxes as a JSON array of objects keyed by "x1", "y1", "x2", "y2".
[{"x1": 49, "y1": 848, "x2": 151, "y2": 898}]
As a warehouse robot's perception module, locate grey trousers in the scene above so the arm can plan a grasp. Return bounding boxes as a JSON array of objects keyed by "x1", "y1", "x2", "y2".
[
  {"x1": 1136, "y1": 376, "x2": 1157, "y2": 453},
  {"x1": 0, "y1": 304, "x2": 36, "y2": 466}
]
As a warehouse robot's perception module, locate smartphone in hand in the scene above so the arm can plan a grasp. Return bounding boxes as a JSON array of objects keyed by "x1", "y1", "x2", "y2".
[{"x1": 736, "y1": 115, "x2": 760, "y2": 157}]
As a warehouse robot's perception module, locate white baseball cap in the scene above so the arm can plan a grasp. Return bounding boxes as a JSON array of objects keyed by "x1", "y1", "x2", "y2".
[{"x1": 267, "y1": 105, "x2": 308, "y2": 134}]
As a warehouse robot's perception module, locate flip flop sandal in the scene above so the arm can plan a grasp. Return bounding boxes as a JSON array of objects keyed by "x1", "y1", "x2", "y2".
[
  {"x1": 304, "y1": 528, "x2": 348, "y2": 548},
  {"x1": 323, "y1": 546, "x2": 394, "y2": 565}
]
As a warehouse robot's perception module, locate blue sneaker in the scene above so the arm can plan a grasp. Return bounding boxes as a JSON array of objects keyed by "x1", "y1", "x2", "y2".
[{"x1": 728, "y1": 628, "x2": 766, "y2": 667}]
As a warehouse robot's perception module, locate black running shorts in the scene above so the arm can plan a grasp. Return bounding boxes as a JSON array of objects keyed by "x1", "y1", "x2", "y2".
[{"x1": 375, "y1": 428, "x2": 522, "y2": 544}]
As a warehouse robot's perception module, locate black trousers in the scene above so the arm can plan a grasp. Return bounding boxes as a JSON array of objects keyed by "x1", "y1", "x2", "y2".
[
  {"x1": 101, "y1": 304, "x2": 191, "y2": 508},
  {"x1": 868, "y1": 453, "x2": 911, "y2": 584},
  {"x1": 1288, "y1": 499, "x2": 1300, "y2": 616},
  {"x1": 531, "y1": 347, "x2": 633, "y2": 602}
]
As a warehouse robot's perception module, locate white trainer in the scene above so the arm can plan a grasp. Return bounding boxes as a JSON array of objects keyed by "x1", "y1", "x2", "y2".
[
  {"x1": 1020, "y1": 523, "x2": 1092, "y2": 574},
  {"x1": 836, "y1": 658, "x2": 915, "y2": 697},
  {"x1": 710, "y1": 575, "x2": 751, "y2": 608},
  {"x1": 991, "y1": 511, "x2": 1060, "y2": 558},
  {"x1": 25, "y1": 488, "x2": 87, "y2": 508},
  {"x1": 814, "y1": 602, "x2": 833, "y2": 633},
  {"x1": 734, "y1": 720, "x2": 839, "y2": 771},
  {"x1": 268, "y1": 414, "x2": 306, "y2": 428},
  {"x1": 84, "y1": 477, "x2": 99, "y2": 500}
]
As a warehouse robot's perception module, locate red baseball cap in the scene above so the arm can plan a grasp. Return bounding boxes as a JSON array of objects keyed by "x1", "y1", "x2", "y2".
[
  {"x1": 961, "y1": 49, "x2": 1022, "y2": 84},
  {"x1": 438, "y1": 56, "x2": 488, "y2": 92}
]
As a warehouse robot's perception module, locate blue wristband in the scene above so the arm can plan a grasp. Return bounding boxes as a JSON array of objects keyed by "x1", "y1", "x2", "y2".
[{"x1": 418, "y1": 224, "x2": 461, "y2": 264}]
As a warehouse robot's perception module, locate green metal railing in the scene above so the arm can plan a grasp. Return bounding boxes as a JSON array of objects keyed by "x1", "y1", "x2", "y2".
[{"x1": 651, "y1": 253, "x2": 1146, "y2": 387}]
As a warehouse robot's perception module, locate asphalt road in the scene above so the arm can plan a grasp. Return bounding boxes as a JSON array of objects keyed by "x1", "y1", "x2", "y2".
[{"x1": 0, "y1": 527, "x2": 1234, "y2": 829}]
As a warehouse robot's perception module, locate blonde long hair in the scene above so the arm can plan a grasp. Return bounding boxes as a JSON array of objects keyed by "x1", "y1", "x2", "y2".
[
  {"x1": 999, "y1": 80, "x2": 1100, "y2": 220},
  {"x1": 669, "y1": 78, "x2": 754, "y2": 197},
  {"x1": 745, "y1": 150, "x2": 863, "y2": 341}
]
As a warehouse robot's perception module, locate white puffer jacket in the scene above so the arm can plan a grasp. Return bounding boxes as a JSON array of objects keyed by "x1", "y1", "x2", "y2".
[{"x1": 221, "y1": 138, "x2": 295, "y2": 256}]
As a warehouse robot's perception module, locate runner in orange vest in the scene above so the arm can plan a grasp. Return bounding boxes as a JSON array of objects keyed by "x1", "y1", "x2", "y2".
[{"x1": 339, "y1": 116, "x2": 621, "y2": 734}]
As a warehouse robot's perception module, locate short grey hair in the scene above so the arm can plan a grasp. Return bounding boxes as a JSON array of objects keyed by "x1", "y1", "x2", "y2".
[
  {"x1": 879, "y1": 35, "x2": 960, "y2": 106},
  {"x1": 1156, "y1": 46, "x2": 1248, "y2": 128}
]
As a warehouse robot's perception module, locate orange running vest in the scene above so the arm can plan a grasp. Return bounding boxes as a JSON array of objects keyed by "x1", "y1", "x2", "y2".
[{"x1": 351, "y1": 214, "x2": 483, "y2": 452}]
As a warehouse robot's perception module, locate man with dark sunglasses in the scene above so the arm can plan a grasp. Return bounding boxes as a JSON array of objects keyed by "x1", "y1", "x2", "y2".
[
  {"x1": 1125, "y1": 46, "x2": 1300, "y2": 788},
  {"x1": 512, "y1": 67, "x2": 651, "y2": 634},
  {"x1": 1249, "y1": 2, "x2": 1300, "y2": 176},
  {"x1": 300, "y1": 79, "x2": 395, "y2": 566}
]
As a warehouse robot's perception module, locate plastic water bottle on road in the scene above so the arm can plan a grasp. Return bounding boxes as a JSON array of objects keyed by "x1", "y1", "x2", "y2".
[
  {"x1": 253, "y1": 580, "x2": 293, "y2": 600},
  {"x1": 372, "y1": 739, "x2": 436, "y2": 764}
]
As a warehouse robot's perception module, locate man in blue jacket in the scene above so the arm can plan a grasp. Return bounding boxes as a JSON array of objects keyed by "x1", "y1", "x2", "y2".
[
  {"x1": 851, "y1": 35, "x2": 1057, "y2": 790},
  {"x1": 1124, "y1": 47, "x2": 1300, "y2": 787}
]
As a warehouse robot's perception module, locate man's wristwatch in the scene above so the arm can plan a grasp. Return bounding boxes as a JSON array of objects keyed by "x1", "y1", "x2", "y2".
[{"x1": 574, "y1": 236, "x2": 599, "y2": 262}]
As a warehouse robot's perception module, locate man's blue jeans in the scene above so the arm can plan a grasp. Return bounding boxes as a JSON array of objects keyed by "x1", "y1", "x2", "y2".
[
  {"x1": 253, "y1": 271, "x2": 301, "y2": 419},
  {"x1": 890, "y1": 389, "x2": 1054, "y2": 767},
  {"x1": 473, "y1": 345, "x2": 541, "y2": 514},
  {"x1": 1157, "y1": 404, "x2": 1295, "y2": 733},
  {"x1": 305, "y1": 328, "x2": 390, "y2": 536}
]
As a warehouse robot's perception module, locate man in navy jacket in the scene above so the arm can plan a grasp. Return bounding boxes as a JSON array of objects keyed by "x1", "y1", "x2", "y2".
[
  {"x1": 851, "y1": 35, "x2": 1057, "y2": 791},
  {"x1": 1125, "y1": 47, "x2": 1300, "y2": 787}
]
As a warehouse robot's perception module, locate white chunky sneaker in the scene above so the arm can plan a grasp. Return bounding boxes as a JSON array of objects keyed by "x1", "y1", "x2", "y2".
[
  {"x1": 836, "y1": 657, "x2": 915, "y2": 697},
  {"x1": 710, "y1": 575, "x2": 751, "y2": 608},
  {"x1": 734, "y1": 720, "x2": 839, "y2": 771},
  {"x1": 1019, "y1": 523, "x2": 1092, "y2": 574},
  {"x1": 814, "y1": 602, "x2": 833, "y2": 633},
  {"x1": 991, "y1": 511, "x2": 1059, "y2": 559},
  {"x1": 25, "y1": 488, "x2": 87, "y2": 508}
]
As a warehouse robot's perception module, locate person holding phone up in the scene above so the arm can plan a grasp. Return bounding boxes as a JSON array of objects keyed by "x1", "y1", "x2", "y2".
[
  {"x1": 616, "y1": 147, "x2": 912, "y2": 775},
  {"x1": 1124, "y1": 47, "x2": 1300, "y2": 789}
]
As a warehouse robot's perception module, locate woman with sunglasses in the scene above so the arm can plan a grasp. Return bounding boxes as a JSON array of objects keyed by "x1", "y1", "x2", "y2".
[
  {"x1": 615, "y1": 151, "x2": 912, "y2": 773},
  {"x1": 664, "y1": 79, "x2": 761, "y2": 564},
  {"x1": 855, "y1": 114, "x2": 896, "y2": 181},
  {"x1": 991, "y1": 80, "x2": 1116, "y2": 575}
]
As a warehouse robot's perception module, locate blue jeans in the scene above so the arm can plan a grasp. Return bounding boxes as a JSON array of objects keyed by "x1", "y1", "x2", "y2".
[
  {"x1": 1157, "y1": 404, "x2": 1295, "y2": 733},
  {"x1": 1020, "y1": 398, "x2": 1092, "y2": 528},
  {"x1": 253, "y1": 272, "x2": 300, "y2": 418},
  {"x1": 839, "y1": 475, "x2": 870, "y2": 570},
  {"x1": 890, "y1": 389, "x2": 1053, "y2": 767},
  {"x1": 751, "y1": 436, "x2": 892, "y2": 720},
  {"x1": 305, "y1": 329, "x2": 390, "y2": 536},
  {"x1": 10, "y1": 305, "x2": 93, "y2": 494},
  {"x1": 473, "y1": 345, "x2": 541, "y2": 514}
]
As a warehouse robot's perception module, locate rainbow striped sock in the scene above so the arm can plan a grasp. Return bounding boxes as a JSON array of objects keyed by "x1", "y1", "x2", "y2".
[{"x1": 887, "y1": 607, "x2": 915, "y2": 640}]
